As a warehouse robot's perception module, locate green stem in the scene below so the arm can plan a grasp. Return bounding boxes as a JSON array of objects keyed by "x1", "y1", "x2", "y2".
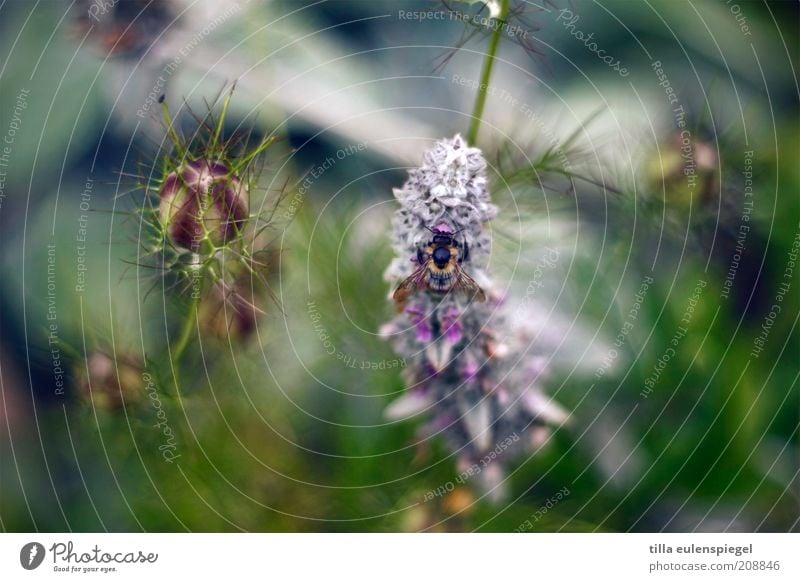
[
  {"x1": 170, "y1": 294, "x2": 199, "y2": 390},
  {"x1": 160, "y1": 98, "x2": 186, "y2": 159},
  {"x1": 467, "y1": 0, "x2": 511, "y2": 146},
  {"x1": 210, "y1": 85, "x2": 234, "y2": 154},
  {"x1": 233, "y1": 135, "x2": 276, "y2": 173}
]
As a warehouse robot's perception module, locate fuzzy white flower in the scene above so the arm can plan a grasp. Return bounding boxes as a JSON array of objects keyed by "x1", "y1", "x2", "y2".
[{"x1": 382, "y1": 135, "x2": 568, "y2": 501}]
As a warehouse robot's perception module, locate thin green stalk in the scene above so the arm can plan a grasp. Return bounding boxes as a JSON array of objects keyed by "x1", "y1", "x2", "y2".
[
  {"x1": 210, "y1": 85, "x2": 234, "y2": 154},
  {"x1": 170, "y1": 294, "x2": 199, "y2": 390},
  {"x1": 233, "y1": 135, "x2": 276, "y2": 173},
  {"x1": 160, "y1": 98, "x2": 186, "y2": 159},
  {"x1": 467, "y1": 0, "x2": 511, "y2": 145}
]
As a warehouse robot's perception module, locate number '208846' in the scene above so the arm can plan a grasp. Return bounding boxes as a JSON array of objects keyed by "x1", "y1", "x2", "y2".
[{"x1": 735, "y1": 561, "x2": 780, "y2": 571}]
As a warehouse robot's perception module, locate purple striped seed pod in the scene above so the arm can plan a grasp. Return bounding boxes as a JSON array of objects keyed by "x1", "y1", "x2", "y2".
[{"x1": 158, "y1": 160, "x2": 249, "y2": 251}]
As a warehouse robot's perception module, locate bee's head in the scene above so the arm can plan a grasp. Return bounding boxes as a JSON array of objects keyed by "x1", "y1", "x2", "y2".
[
  {"x1": 431, "y1": 233, "x2": 454, "y2": 246},
  {"x1": 427, "y1": 222, "x2": 459, "y2": 247}
]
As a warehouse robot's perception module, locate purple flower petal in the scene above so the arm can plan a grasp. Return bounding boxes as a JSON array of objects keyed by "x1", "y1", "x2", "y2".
[
  {"x1": 416, "y1": 321, "x2": 433, "y2": 343},
  {"x1": 440, "y1": 305, "x2": 463, "y2": 345}
]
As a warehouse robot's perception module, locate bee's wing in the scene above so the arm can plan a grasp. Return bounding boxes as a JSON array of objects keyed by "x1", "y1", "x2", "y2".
[
  {"x1": 451, "y1": 263, "x2": 487, "y2": 302},
  {"x1": 393, "y1": 261, "x2": 430, "y2": 305}
]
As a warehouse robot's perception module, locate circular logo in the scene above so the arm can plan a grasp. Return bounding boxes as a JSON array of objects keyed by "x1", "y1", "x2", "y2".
[{"x1": 19, "y1": 542, "x2": 45, "y2": 570}]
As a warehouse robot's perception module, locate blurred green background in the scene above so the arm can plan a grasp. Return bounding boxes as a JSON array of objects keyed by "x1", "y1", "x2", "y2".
[{"x1": 0, "y1": 0, "x2": 797, "y2": 532}]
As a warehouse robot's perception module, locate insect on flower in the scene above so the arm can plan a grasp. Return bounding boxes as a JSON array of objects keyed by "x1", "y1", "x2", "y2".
[
  {"x1": 383, "y1": 136, "x2": 571, "y2": 501},
  {"x1": 393, "y1": 222, "x2": 486, "y2": 307}
]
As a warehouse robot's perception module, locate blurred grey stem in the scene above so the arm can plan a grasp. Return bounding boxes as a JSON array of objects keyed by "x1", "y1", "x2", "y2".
[{"x1": 467, "y1": 0, "x2": 511, "y2": 145}]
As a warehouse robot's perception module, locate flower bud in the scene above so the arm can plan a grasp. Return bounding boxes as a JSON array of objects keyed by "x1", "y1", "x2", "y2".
[
  {"x1": 199, "y1": 282, "x2": 261, "y2": 341},
  {"x1": 77, "y1": 352, "x2": 143, "y2": 410},
  {"x1": 159, "y1": 160, "x2": 248, "y2": 251},
  {"x1": 645, "y1": 132, "x2": 719, "y2": 206},
  {"x1": 443, "y1": 487, "x2": 475, "y2": 515},
  {"x1": 71, "y1": 0, "x2": 175, "y2": 58}
]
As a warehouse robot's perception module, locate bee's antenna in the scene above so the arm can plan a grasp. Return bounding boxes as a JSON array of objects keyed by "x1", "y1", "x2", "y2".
[{"x1": 450, "y1": 225, "x2": 466, "y2": 243}]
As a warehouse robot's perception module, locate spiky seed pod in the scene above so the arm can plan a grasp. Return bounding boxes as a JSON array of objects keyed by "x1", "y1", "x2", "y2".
[
  {"x1": 136, "y1": 87, "x2": 282, "y2": 324},
  {"x1": 159, "y1": 160, "x2": 249, "y2": 252},
  {"x1": 129, "y1": 86, "x2": 285, "y2": 382},
  {"x1": 382, "y1": 135, "x2": 568, "y2": 502}
]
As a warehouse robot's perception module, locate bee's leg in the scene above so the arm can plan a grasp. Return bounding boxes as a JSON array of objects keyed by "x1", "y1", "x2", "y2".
[
  {"x1": 461, "y1": 241, "x2": 470, "y2": 263},
  {"x1": 417, "y1": 248, "x2": 426, "y2": 265}
]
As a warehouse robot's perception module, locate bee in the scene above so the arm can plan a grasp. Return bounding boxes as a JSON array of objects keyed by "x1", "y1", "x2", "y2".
[{"x1": 393, "y1": 223, "x2": 486, "y2": 307}]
